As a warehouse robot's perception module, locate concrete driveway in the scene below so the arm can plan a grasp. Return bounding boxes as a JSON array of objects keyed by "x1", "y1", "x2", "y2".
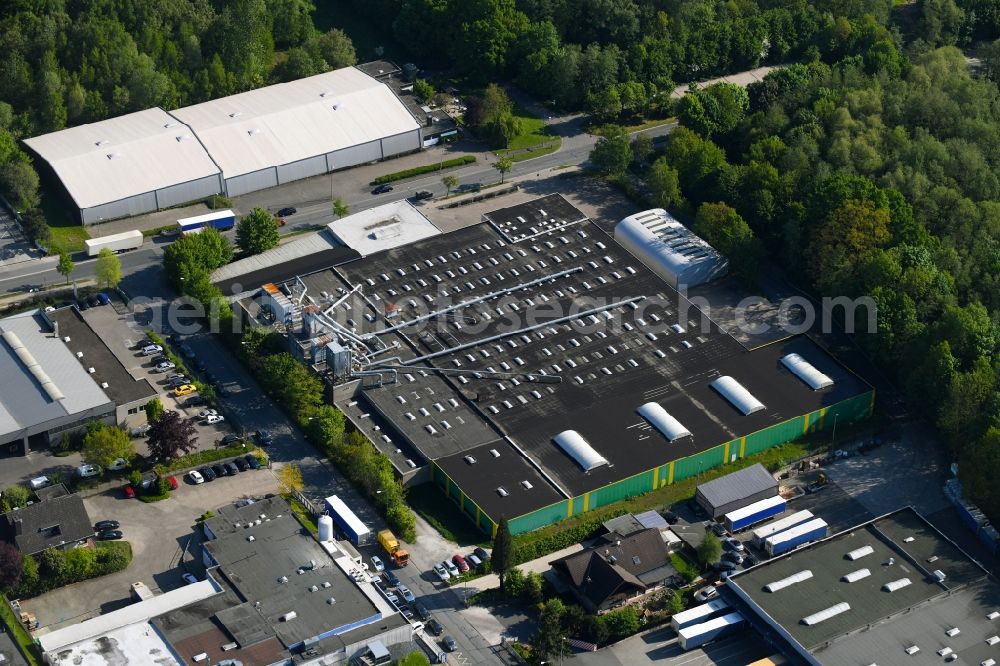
[{"x1": 23, "y1": 467, "x2": 278, "y2": 633}]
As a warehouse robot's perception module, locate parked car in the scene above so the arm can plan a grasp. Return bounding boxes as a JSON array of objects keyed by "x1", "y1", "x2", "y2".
[
  {"x1": 107, "y1": 457, "x2": 129, "y2": 471},
  {"x1": 141, "y1": 344, "x2": 162, "y2": 356},
  {"x1": 166, "y1": 476, "x2": 178, "y2": 490},
  {"x1": 188, "y1": 470, "x2": 205, "y2": 484},
  {"x1": 277, "y1": 207, "x2": 297, "y2": 217},
  {"x1": 722, "y1": 537, "x2": 745, "y2": 552},
  {"x1": 198, "y1": 408, "x2": 218, "y2": 419},
  {"x1": 174, "y1": 384, "x2": 197, "y2": 396},
  {"x1": 383, "y1": 571, "x2": 401, "y2": 587},
  {"x1": 712, "y1": 560, "x2": 738, "y2": 573},
  {"x1": 233, "y1": 457, "x2": 249, "y2": 472},
  {"x1": 155, "y1": 361, "x2": 175, "y2": 372},
  {"x1": 721, "y1": 551, "x2": 744, "y2": 565},
  {"x1": 220, "y1": 434, "x2": 244, "y2": 447},
  {"x1": 709, "y1": 522, "x2": 727, "y2": 537},
  {"x1": 411, "y1": 190, "x2": 433, "y2": 201},
  {"x1": 243, "y1": 454, "x2": 261, "y2": 470},
  {"x1": 185, "y1": 395, "x2": 205, "y2": 406},
  {"x1": 77, "y1": 464, "x2": 101, "y2": 478},
  {"x1": 28, "y1": 476, "x2": 49, "y2": 490},
  {"x1": 94, "y1": 520, "x2": 120, "y2": 532},
  {"x1": 400, "y1": 607, "x2": 414, "y2": 620},
  {"x1": 385, "y1": 591, "x2": 399, "y2": 604},
  {"x1": 77, "y1": 300, "x2": 89, "y2": 310},
  {"x1": 427, "y1": 618, "x2": 444, "y2": 636},
  {"x1": 169, "y1": 376, "x2": 190, "y2": 388},
  {"x1": 97, "y1": 293, "x2": 110, "y2": 305},
  {"x1": 206, "y1": 414, "x2": 224, "y2": 424},
  {"x1": 372, "y1": 183, "x2": 394, "y2": 195},
  {"x1": 166, "y1": 372, "x2": 186, "y2": 382},
  {"x1": 371, "y1": 556, "x2": 385, "y2": 572},
  {"x1": 199, "y1": 466, "x2": 216, "y2": 481},
  {"x1": 443, "y1": 635, "x2": 457, "y2": 652},
  {"x1": 443, "y1": 560, "x2": 459, "y2": 577},
  {"x1": 473, "y1": 546, "x2": 490, "y2": 562},
  {"x1": 743, "y1": 553, "x2": 759, "y2": 567},
  {"x1": 433, "y1": 563, "x2": 450, "y2": 581},
  {"x1": 414, "y1": 603, "x2": 431, "y2": 621},
  {"x1": 182, "y1": 573, "x2": 198, "y2": 585},
  {"x1": 211, "y1": 464, "x2": 226, "y2": 478},
  {"x1": 254, "y1": 430, "x2": 273, "y2": 446},
  {"x1": 467, "y1": 553, "x2": 482, "y2": 568},
  {"x1": 224, "y1": 462, "x2": 239, "y2": 475},
  {"x1": 662, "y1": 510, "x2": 680, "y2": 524},
  {"x1": 452, "y1": 554, "x2": 469, "y2": 573},
  {"x1": 397, "y1": 584, "x2": 415, "y2": 602},
  {"x1": 122, "y1": 485, "x2": 136, "y2": 499},
  {"x1": 98, "y1": 530, "x2": 123, "y2": 540},
  {"x1": 694, "y1": 585, "x2": 718, "y2": 602}
]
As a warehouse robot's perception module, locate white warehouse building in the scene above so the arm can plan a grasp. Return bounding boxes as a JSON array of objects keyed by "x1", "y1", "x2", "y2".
[
  {"x1": 23, "y1": 67, "x2": 423, "y2": 224},
  {"x1": 614, "y1": 208, "x2": 728, "y2": 289}
]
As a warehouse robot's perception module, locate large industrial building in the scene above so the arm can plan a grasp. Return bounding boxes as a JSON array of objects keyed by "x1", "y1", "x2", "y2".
[
  {"x1": 229, "y1": 194, "x2": 873, "y2": 536},
  {"x1": 24, "y1": 67, "x2": 423, "y2": 224},
  {"x1": 0, "y1": 307, "x2": 156, "y2": 457},
  {"x1": 725, "y1": 507, "x2": 1000, "y2": 665}
]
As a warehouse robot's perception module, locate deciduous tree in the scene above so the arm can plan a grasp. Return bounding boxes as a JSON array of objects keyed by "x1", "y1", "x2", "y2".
[
  {"x1": 589, "y1": 124, "x2": 632, "y2": 175},
  {"x1": 698, "y1": 530, "x2": 722, "y2": 564},
  {"x1": 236, "y1": 208, "x2": 280, "y2": 256},
  {"x1": 332, "y1": 197, "x2": 349, "y2": 218},
  {"x1": 95, "y1": 248, "x2": 122, "y2": 289},
  {"x1": 492, "y1": 516, "x2": 514, "y2": 591},
  {"x1": 277, "y1": 463, "x2": 304, "y2": 495},
  {"x1": 82, "y1": 423, "x2": 135, "y2": 470},
  {"x1": 494, "y1": 155, "x2": 513, "y2": 183},
  {"x1": 147, "y1": 410, "x2": 197, "y2": 460},
  {"x1": 0, "y1": 542, "x2": 23, "y2": 591},
  {"x1": 57, "y1": 252, "x2": 74, "y2": 283}
]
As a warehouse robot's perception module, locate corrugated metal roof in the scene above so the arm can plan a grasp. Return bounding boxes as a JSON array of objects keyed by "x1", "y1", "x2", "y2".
[
  {"x1": 696, "y1": 463, "x2": 777, "y2": 510},
  {"x1": 170, "y1": 67, "x2": 419, "y2": 178},
  {"x1": 23, "y1": 108, "x2": 220, "y2": 209}
]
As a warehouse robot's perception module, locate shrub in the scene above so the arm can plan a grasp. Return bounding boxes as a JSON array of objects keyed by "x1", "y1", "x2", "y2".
[
  {"x1": 206, "y1": 194, "x2": 233, "y2": 209},
  {"x1": 371, "y1": 156, "x2": 476, "y2": 184},
  {"x1": 8, "y1": 542, "x2": 131, "y2": 598}
]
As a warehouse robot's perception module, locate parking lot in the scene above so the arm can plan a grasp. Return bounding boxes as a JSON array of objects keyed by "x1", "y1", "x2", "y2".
[{"x1": 22, "y1": 465, "x2": 278, "y2": 632}]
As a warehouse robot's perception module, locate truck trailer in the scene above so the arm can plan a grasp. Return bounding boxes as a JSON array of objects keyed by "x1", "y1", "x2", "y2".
[
  {"x1": 177, "y1": 209, "x2": 236, "y2": 234},
  {"x1": 323, "y1": 495, "x2": 372, "y2": 545},
  {"x1": 671, "y1": 598, "x2": 731, "y2": 631},
  {"x1": 377, "y1": 529, "x2": 410, "y2": 567},
  {"x1": 85, "y1": 229, "x2": 143, "y2": 257},
  {"x1": 752, "y1": 510, "x2": 815, "y2": 547},
  {"x1": 678, "y1": 612, "x2": 745, "y2": 651},
  {"x1": 724, "y1": 495, "x2": 786, "y2": 533},
  {"x1": 764, "y1": 518, "x2": 828, "y2": 557}
]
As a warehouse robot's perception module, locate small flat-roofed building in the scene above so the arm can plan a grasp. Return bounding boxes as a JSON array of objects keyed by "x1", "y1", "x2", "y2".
[
  {"x1": 696, "y1": 464, "x2": 779, "y2": 519},
  {"x1": 0, "y1": 308, "x2": 155, "y2": 457},
  {"x1": 726, "y1": 507, "x2": 1000, "y2": 665}
]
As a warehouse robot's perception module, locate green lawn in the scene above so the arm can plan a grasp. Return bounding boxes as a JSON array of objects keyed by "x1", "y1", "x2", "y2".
[
  {"x1": 494, "y1": 106, "x2": 562, "y2": 161},
  {"x1": 40, "y1": 189, "x2": 89, "y2": 255}
]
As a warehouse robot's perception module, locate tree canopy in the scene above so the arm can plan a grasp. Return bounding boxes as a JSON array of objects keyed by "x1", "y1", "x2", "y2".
[
  {"x1": 236, "y1": 207, "x2": 280, "y2": 255},
  {"x1": 147, "y1": 410, "x2": 197, "y2": 460},
  {"x1": 82, "y1": 423, "x2": 135, "y2": 470}
]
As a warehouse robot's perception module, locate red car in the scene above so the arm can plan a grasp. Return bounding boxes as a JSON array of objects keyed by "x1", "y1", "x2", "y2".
[
  {"x1": 123, "y1": 485, "x2": 136, "y2": 499},
  {"x1": 452, "y1": 554, "x2": 469, "y2": 573},
  {"x1": 166, "y1": 476, "x2": 178, "y2": 490}
]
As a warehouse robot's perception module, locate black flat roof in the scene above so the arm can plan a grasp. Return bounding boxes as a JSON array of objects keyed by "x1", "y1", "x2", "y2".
[
  {"x1": 215, "y1": 245, "x2": 360, "y2": 295},
  {"x1": 315, "y1": 196, "x2": 870, "y2": 520}
]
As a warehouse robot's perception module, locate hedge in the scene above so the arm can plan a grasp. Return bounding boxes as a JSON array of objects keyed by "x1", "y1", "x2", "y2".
[
  {"x1": 371, "y1": 155, "x2": 476, "y2": 184},
  {"x1": 7, "y1": 541, "x2": 133, "y2": 599},
  {"x1": 155, "y1": 443, "x2": 259, "y2": 474}
]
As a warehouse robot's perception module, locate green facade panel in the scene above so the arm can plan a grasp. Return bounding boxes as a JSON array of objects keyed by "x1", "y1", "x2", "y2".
[
  {"x1": 509, "y1": 499, "x2": 569, "y2": 534},
  {"x1": 673, "y1": 443, "x2": 728, "y2": 482},
  {"x1": 588, "y1": 469, "x2": 656, "y2": 510}
]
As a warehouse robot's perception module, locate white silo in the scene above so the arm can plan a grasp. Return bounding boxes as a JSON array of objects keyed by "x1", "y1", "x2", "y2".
[{"x1": 318, "y1": 514, "x2": 334, "y2": 542}]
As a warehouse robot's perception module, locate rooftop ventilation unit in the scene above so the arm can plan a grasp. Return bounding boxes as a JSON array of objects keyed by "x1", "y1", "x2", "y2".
[
  {"x1": 990, "y1": 611, "x2": 1000, "y2": 620},
  {"x1": 101, "y1": 382, "x2": 109, "y2": 389},
  {"x1": 464, "y1": 456, "x2": 476, "y2": 465},
  {"x1": 846, "y1": 545, "x2": 874, "y2": 561},
  {"x1": 946, "y1": 627, "x2": 961, "y2": 637},
  {"x1": 932, "y1": 569, "x2": 946, "y2": 582},
  {"x1": 905, "y1": 645, "x2": 920, "y2": 655},
  {"x1": 490, "y1": 449, "x2": 500, "y2": 457},
  {"x1": 280, "y1": 611, "x2": 297, "y2": 622},
  {"x1": 987, "y1": 636, "x2": 1000, "y2": 646},
  {"x1": 192, "y1": 654, "x2": 208, "y2": 662},
  {"x1": 781, "y1": 353, "x2": 834, "y2": 390},
  {"x1": 801, "y1": 602, "x2": 850, "y2": 626},
  {"x1": 406, "y1": 459, "x2": 417, "y2": 468},
  {"x1": 710, "y1": 376, "x2": 765, "y2": 415},
  {"x1": 497, "y1": 487, "x2": 508, "y2": 497},
  {"x1": 327, "y1": 597, "x2": 336, "y2": 604},
  {"x1": 842, "y1": 568, "x2": 871, "y2": 583},
  {"x1": 553, "y1": 430, "x2": 609, "y2": 471},
  {"x1": 765, "y1": 570, "x2": 814, "y2": 593},
  {"x1": 88, "y1": 367, "x2": 95, "y2": 373},
  {"x1": 983, "y1": 660, "x2": 997, "y2": 666},
  {"x1": 938, "y1": 648, "x2": 953, "y2": 657},
  {"x1": 883, "y1": 578, "x2": 912, "y2": 592},
  {"x1": 637, "y1": 402, "x2": 692, "y2": 442},
  {"x1": 228, "y1": 112, "x2": 242, "y2": 118},
  {"x1": 94, "y1": 139, "x2": 110, "y2": 146},
  {"x1": 520, "y1": 480, "x2": 533, "y2": 490},
  {"x1": 247, "y1": 535, "x2": 255, "y2": 542},
  {"x1": 63, "y1": 336, "x2": 71, "y2": 342}
]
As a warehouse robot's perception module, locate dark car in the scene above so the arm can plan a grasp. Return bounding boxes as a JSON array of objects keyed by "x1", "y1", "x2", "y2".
[
  {"x1": 97, "y1": 292, "x2": 110, "y2": 305},
  {"x1": 443, "y1": 635, "x2": 457, "y2": 652},
  {"x1": 411, "y1": 190, "x2": 433, "y2": 201},
  {"x1": 199, "y1": 466, "x2": 216, "y2": 481},
  {"x1": 277, "y1": 207, "x2": 297, "y2": 217},
  {"x1": 709, "y1": 522, "x2": 727, "y2": 537},
  {"x1": 427, "y1": 618, "x2": 444, "y2": 636},
  {"x1": 185, "y1": 396, "x2": 206, "y2": 407},
  {"x1": 721, "y1": 551, "x2": 743, "y2": 565},
  {"x1": 662, "y1": 510, "x2": 679, "y2": 524},
  {"x1": 712, "y1": 560, "x2": 738, "y2": 572},
  {"x1": 94, "y1": 520, "x2": 120, "y2": 532},
  {"x1": 473, "y1": 546, "x2": 490, "y2": 562},
  {"x1": 742, "y1": 553, "x2": 759, "y2": 567},
  {"x1": 98, "y1": 530, "x2": 124, "y2": 540},
  {"x1": 414, "y1": 603, "x2": 431, "y2": 621},
  {"x1": 211, "y1": 464, "x2": 226, "y2": 478},
  {"x1": 220, "y1": 434, "x2": 245, "y2": 447},
  {"x1": 224, "y1": 461, "x2": 239, "y2": 476},
  {"x1": 233, "y1": 457, "x2": 249, "y2": 472},
  {"x1": 244, "y1": 454, "x2": 261, "y2": 470},
  {"x1": 383, "y1": 571, "x2": 401, "y2": 587},
  {"x1": 77, "y1": 299, "x2": 89, "y2": 310},
  {"x1": 88, "y1": 295, "x2": 101, "y2": 307},
  {"x1": 254, "y1": 430, "x2": 273, "y2": 446},
  {"x1": 371, "y1": 183, "x2": 394, "y2": 195}
]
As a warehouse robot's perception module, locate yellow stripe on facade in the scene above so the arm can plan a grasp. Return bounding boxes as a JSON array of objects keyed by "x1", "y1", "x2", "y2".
[
  {"x1": 567, "y1": 498, "x2": 574, "y2": 518},
  {"x1": 724, "y1": 441, "x2": 731, "y2": 462},
  {"x1": 653, "y1": 466, "x2": 660, "y2": 490},
  {"x1": 819, "y1": 407, "x2": 827, "y2": 430},
  {"x1": 739, "y1": 437, "x2": 746, "y2": 458},
  {"x1": 803, "y1": 413, "x2": 810, "y2": 435},
  {"x1": 668, "y1": 462, "x2": 675, "y2": 485},
  {"x1": 583, "y1": 493, "x2": 590, "y2": 512}
]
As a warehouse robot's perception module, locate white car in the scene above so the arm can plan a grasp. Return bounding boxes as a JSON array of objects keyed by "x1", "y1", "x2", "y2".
[
  {"x1": 443, "y1": 560, "x2": 459, "y2": 577},
  {"x1": 182, "y1": 573, "x2": 198, "y2": 585},
  {"x1": 694, "y1": 585, "x2": 719, "y2": 602},
  {"x1": 141, "y1": 344, "x2": 162, "y2": 356},
  {"x1": 433, "y1": 563, "x2": 451, "y2": 581},
  {"x1": 188, "y1": 470, "x2": 204, "y2": 484},
  {"x1": 398, "y1": 584, "x2": 415, "y2": 602},
  {"x1": 206, "y1": 414, "x2": 225, "y2": 424},
  {"x1": 155, "y1": 361, "x2": 175, "y2": 372},
  {"x1": 371, "y1": 556, "x2": 385, "y2": 572},
  {"x1": 76, "y1": 464, "x2": 101, "y2": 478},
  {"x1": 198, "y1": 409, "x2": 218, "y2": 419},
  {"x1": 107, "y1": 457, "x2": 129, "y2": 471}
]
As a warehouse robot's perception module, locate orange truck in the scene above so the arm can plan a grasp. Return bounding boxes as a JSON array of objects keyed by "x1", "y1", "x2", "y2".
[{"x1": 377, "y1": 529, "x2": 410, "y2": 567}]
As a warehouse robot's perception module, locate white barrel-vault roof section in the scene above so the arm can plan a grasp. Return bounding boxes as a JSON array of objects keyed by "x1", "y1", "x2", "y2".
[
  {"x1": 710, "y1": 375, "x2": 765, "y2": 415},
  {"x1": 781, "y1": 353, "x2": 834, "y2": 390},
  {"x1": 169, "y1": 67, "x2": 420, "y2": 180},
  {"x1": 22, "y1": 107, "x2": 221, "y2": 211},
  {"x1": 552, "y1": 430, "x2": 609, "y2": 471},
  {"x1": 637, "y1": 401, "x2": 692, "y2": 441}
]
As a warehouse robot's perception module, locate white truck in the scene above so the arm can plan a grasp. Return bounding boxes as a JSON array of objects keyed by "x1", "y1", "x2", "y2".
[{"x1": 85, "y1": 229, "x2": 143, "y2": 257}]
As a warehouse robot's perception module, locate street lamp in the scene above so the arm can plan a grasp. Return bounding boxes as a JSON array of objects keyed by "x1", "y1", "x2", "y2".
[{"x1": 831, "y1": 413, "x2": 840, "y2": 447}]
